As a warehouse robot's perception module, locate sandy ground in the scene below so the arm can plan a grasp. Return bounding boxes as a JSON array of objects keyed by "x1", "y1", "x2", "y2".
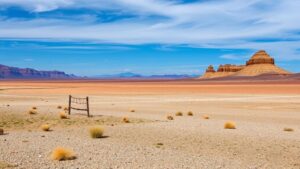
[{"x1": 0, "y1": 80, "x2": 300, "y2": 169}]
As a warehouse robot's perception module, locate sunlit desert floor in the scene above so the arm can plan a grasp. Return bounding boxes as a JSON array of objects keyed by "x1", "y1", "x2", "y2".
[{"x1": 0, "y1": 80, "x2": 300, "y2": 169}]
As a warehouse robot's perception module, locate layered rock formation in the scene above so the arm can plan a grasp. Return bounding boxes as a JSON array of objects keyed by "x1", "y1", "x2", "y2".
[
  {"x1": 200, "y1": 50, "x2": 291, "y2": 79},
  {"x1": 0, "y1": 64, "x2": 75, "y2": 79}
]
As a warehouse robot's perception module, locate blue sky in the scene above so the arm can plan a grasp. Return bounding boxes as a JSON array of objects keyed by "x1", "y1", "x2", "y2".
[{"x1": 0, "y1": 0, "x2": 300, "y2": 76}]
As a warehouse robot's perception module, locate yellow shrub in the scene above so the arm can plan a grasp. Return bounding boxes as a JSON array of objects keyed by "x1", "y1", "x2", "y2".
[
  {"x1": 175, "y1": 112, "x2": 183, "y2": 116},
  {"x1": 123, "y1": 117, "x2": 130, "y2": 123},
  {"x1": 202, "y1": 115, "x2": 210, "y2": 119},
  {"x1": 284, "y1": 128, "x2": 294, "y2": 132},
  {"x1": 187, "y1": 111, "x2": 193, "y2": 116},
  {"x1": 64, "y1": 107, "x2": 69, "y2": 111},
  {"x1": 59, "y1": 112, "x2": 68, "y2": 119},
  {"x1": 89, "y1": 126, "x2": 104, "y2": 138},
  {"x1": 51, "y1": 147, "x2": 76, "y2": 161},
  {"x1": 28, "y1": 109, "x2": 37, "y2": 115},
  {"x1": 167, "y1": 115, "x2": 174, "y2": 120},
  {"x1": 41, "y1": 124, "x2": 50, "y2": 131},
  {"x1": 224, "y1": 121, "x2": 236, "y2": 129}
]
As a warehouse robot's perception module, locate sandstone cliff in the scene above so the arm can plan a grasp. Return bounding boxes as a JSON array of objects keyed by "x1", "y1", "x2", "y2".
[{"x1": 200, "y1": 50, "x2": 292, "y2": 79}]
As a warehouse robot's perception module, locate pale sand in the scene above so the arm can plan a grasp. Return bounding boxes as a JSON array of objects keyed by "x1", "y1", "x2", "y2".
[{"x1": 0, "y1": 80, "x2": 300, "y2": 169}]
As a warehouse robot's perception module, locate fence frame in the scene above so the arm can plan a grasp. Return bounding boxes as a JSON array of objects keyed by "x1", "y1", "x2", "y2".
[{"x1": 68, "y1": 95, "x2": 90, "y2": 117}]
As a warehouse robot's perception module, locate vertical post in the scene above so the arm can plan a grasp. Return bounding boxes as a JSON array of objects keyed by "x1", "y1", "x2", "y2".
[
  {"x1": 86, "y1": 97, "x2": 90, "y2": 117},
  {"x1": 68, "y1": 95, "x2": 71, "y2": 115}
]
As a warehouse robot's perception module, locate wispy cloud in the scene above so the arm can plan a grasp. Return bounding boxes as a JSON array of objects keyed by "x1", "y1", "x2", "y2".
[{"x1": 0, "y1": 0, "x2": 300, "y2": 60}]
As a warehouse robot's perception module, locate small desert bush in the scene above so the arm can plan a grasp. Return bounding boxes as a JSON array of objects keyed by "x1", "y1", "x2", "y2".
[
  {"x1": 224, "y1": 121, "x2": 236, "y2": 129},
  {"x1": 0, "y1": 128, "x2": 3, "y2": 135},
  {"x1": 41, "y1": 124, "x2": 50, "y2": 131},
  {"x1": 283, "y1": 128, "x2": 294, "y2": 132},
  {"x1": 130, "y1": 109, "x2": 135, "y2": 112},
  {"x1": 202, "y1": 115, "x2": 210, "y2": 119},
  {"x1": 28, "y1": 109, "x2": 37, "y2": 115},
  {"x1": 59, "y1": 112, "x2": 68, "y2": 119},
  {"x1": 64, "y1": 107, "x2": 69, "y2": 111},
  {"x1": 51, "y1": 147, "x2": 76, "y2": 161},
  {"x1": 57, "y1": 105, "x2": 62, "y2": 109},
  {"x1": 89, "y1": 126, "x2": 104, "y2": 138},
  {"x1": 187, "y1": 111, "x2": 193, "y2": 116},
  {"x1": 167, "y1": 115, "x2": 174, "y2": 120},
  {"x1": 175, "y1": 112, "x2": 183, "y2": 116},
  {"x1": 122, "y1": 117, "x2": 130, "y2": 123},
  {"x1": 32, "y1": 106, "x2": 37, "y2": 110}
]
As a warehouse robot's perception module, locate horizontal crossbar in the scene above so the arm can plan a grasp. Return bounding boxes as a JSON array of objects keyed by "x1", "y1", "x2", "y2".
[{"x1": 70, "y1": 107, "x2": 88, "y2": 111}]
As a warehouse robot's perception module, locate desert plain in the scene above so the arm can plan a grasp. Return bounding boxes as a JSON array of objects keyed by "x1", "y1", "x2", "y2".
[{"x1": 0, "y1": 79, "x2": 300, "y2": 169}]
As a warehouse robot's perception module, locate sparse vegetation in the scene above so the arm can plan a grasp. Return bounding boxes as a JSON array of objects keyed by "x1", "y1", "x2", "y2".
[
  {"x1": 202, "y1": 115, "x2": 210, "y2": 119},
  {"x1": 41, "y1": 124, "x2": 50, "y2": 131},
  {"x1": 187, "y1": 111, "x2": 193, "y2": 116},
  {"x1": 0, "y1": 112, "x2": 148, "y2": 130},
  {"x1": 175, "y1": 111, "x2": 183, "y2": 116},
  {"x1": 32, "y1": 106, "x2": 37, "y2": 110},
  {"x1": 57, "y1": 105, "x2": 62, "y2": 109},
  {"x1": 284, "y1": 128, "x2": 294, "y2": 132},
  {"x1": 28, "y1": 109, "x2": 37, "y2": 115},
  {"x1": 123, "y1": 117, "x2": 130, "y2": 123},
  {"x1": 130, "y1": 109, "x2": 135, "y2": 112},
  {"x1": 0, "y1": 128, "x2": 3, "y2": 135},
  {"x1": 167, "y1": 115, "x2": 174, "y2": 120},
  {"x1": 224, "y1": 121, "x2": 236, "y2": 129},
  {"x1": 155, "y1": 142, "x2": 164, "y2": 148},
  {"x1": 0, "y1": 161, "x2": 15, "y2": 168},
  {"x1": 59, "y1": 112, "x2": 68, "y2": 119},
  {"x1": 89, "y1": 126, "x2": 104, "y2": 138},
  {"x1": 51, "y1": 147, "x2": 76, "y2": 161}
]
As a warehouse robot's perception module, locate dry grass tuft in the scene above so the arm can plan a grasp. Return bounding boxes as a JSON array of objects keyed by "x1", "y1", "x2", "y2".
[
  {"x1": 57, "y1": 105, "x2": 62, "y2": 109},
  {"x1": 202, "y1": 115, "x2": 210, "y2": 119},
  {"x1": 122, "y1": 117, "x2": 130, "y2": 123},
  {"x1": 283, "y1": 128, "x2": 294, "y2": 132},
  {"x1": 41, "y1": 124, "x2": 50, "y2": 131},
  {"x1": 167, "y1": 115, "x2": 174, "y2": 120},
  {"x1": 175, "y1": 111, "x2": 183, "y2": 116},
  {"x1": 130, "y1": 109, "x2": 135, "y2": 112},
  {"x1": 187, "y1": 111, "x2": 193, "y2": 116},
  {"x1": 59, "y1": 112, "x2": 68, "y2": 119},
  {"x1": 89, "y1": 126, "x2": 104, "y2": 138},
  {"x1": 32, "y1": 106, "x2": 37, "y2": 110},
  {"x1": 224, "y1": 121, "x2": 236, "y2": 129},
  {"x1": 0, "y1": 128, "x2": 3, "y2": 135},
  {"x1": 51, "y1": 147, "x2": 76, "y2": 161},
  {"x1": 28, "y1": 109, "x2": 37, "y2": 115}
]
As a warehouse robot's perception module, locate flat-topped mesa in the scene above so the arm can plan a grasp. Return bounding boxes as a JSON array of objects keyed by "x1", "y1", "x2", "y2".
[
  {"x1": 246, "y1": 50, "x2": 275, "y2": 66},
  {"x1": 199, "y1": 50, "x2": 292, "y2": 79},
  {"x1": 217, "y1": 64, "x2": 244, "y2": 72},
  {"x1": 205, "y1": 65, "x2": 216, "y2": 73}
]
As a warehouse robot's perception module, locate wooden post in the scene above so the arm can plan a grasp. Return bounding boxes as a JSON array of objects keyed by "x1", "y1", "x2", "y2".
[
  {"x1": 86, "y1": 97, "x2": 90, "y2": 117},
  {"x1": 68, "y1": 95, "x2": 71, "y2": 115}
]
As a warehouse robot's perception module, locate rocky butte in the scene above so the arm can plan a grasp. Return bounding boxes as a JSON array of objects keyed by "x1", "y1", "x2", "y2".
[{"x1": 200, "y1": 50, "x2": 291, "y2": 79}]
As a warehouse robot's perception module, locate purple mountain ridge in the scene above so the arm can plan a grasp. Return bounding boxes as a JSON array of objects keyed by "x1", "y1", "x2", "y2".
[{"x1": 0, "y1": 64, "x2": 75, "y2": 79}]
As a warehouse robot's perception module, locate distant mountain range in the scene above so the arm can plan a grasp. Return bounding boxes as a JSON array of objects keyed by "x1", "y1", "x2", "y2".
[
  {"x1": 91, "y1": 72, "x2": 198, "y2": 79},
  {"x1": 0, "y1": 64, "x2": 197, "y2": 79},
  {"x1": 0, "y1": 64, "x2": 75, "y2": 79}
]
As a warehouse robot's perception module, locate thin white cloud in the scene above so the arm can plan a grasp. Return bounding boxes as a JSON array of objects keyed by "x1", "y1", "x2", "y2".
[{"x1": 0, "y1": 0, "x2": 300, "y2": 60}]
